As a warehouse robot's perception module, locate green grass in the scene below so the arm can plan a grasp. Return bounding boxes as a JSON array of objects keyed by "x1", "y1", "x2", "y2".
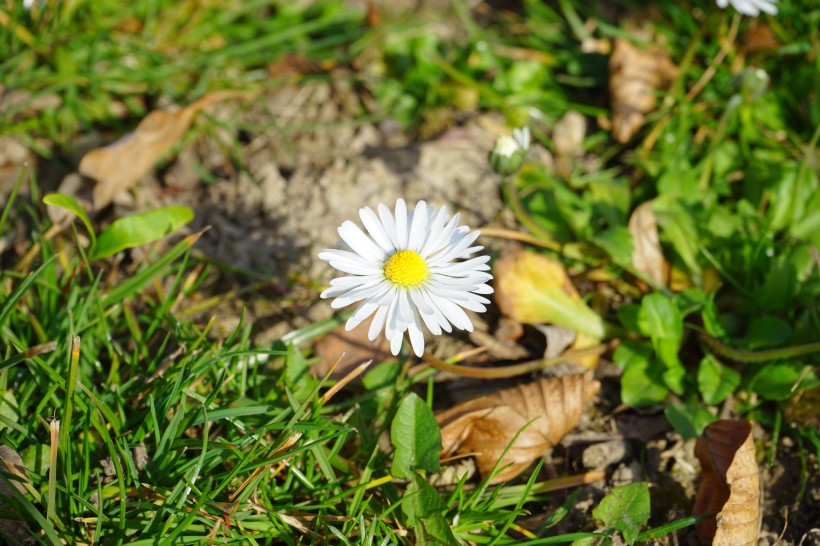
[{"x1": 2, "y1": 0, "x2": 820, "y2": 543}]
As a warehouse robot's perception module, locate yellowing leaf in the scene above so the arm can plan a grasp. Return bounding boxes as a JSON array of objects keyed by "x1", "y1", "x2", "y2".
[
  {"x1": 437, "y1": 373, "x2": 600, "y2": 484},
  {"x1": 493, "y1": 250, "x2": 611, "y2": 339},
  {"x1": 693, "y1": 419, "x2": 760, "y2": 546}
]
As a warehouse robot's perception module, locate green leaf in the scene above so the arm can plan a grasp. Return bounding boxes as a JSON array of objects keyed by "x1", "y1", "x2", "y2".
[
  {"x1": 638, "y1": 293, "x2": 684, "y2": 381},
  {"x1": 748, "y1": 362, "x2": 820, "y2": 401},
  {"x1": 745, "y1": 315, "x2": 792, "y2": 350},
  {"x1": 616, "y1": 304, "x2": 641, "y2": 335},
  {"x1": 592, "y1": 482, "x2": 650, "y2": 546},
  {"x1": 91, "y1": 205, "x2": 194, "y2": 260},
  {"x1": 664, "y1": 403, "x2": 716, "y2": 439},
  {"x1": 403, "y1": 473, "x2": 447, "y2": 525},
  {"x1": 698, "y1": 354, "x2": 741, "y2": 405},
  {"x1": 614, "y1": 343, "x2": 668, "y2": 406},
  {"x1": 391, "y1": 393, "x2": 441, "y2": 479},
  {"x1": 415, "y1": 512, "x2": 459, "y2": 546},
  {"x1": 653, "y1": 197, "x2": 702, "y2": 283},
  {"x1": 43, "y1": 193, "x2": 97, "y2": 247},
  {"x1": 593, "y1": 226, "x2": 633, "y2": 268},
  {"x1": 638, "y1": 293, "x2": 683, "y2": 342}
]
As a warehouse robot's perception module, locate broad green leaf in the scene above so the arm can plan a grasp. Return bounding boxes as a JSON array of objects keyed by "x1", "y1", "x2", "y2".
[
  {"x1": 614, "y1": 343, "x2": 668, "y2": 406},
  {"x1": 616, "y1": 304, "x2": 641, "y2": 335},
  {"x1": 664, "y1": 403, "x2": 716, "y2": 438},
  {"x1": 698, "y1": 354, "x2": 741, "y2": 405},
  {"x1": 592, "y1": 482, "x2": 650, "y2": 546},
  {"x1": 391, "y1": 393, "x2": 441, "y2": 479},
  {"x1": 415, "y1": 512, "x2": 459, "y2": 546},
  {"x1": 638, "y1": 293, "x2": 682, "y2": 342},
  {"x1": 638, "y1": 293, "x2": 684, "y2": 380},
  {"x1": 403, "y1": 473, "x2": 447, "y2": 525},
  {"x1": 745, "y1": 315, "x2": 792, "y2": 350},
  {"x1": 593, "y1": 226, "x2": 633, "y2": 269},
  {"x1": 43, "y1": 193, "x2": 97, "y2": 247},
  {"x1": 91, "y1": 205, "x2": 194, "y2": 260},
  {"x1": 748, "y1": 362, "x2": 819, "y2": 401}
]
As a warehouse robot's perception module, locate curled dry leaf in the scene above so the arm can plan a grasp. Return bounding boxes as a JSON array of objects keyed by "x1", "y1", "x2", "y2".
[
  {"x1": 628, "y1": 201, "x2": 666, "y2": 287},
  {"x1": 437, "y1": 373, "x2": 600, "y2": 484},
  {"x1": 693, "y1": 419, "x2": 760, "y2": 546},
  {"x1": 80, "y1": 91, "x2": 250, "y2": 210},
  {"x1": 609, "y1": 38, "x2": 677, "y2": 143}
]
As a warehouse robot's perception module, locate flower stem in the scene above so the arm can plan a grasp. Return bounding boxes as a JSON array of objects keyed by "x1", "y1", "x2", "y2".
[{"x1": 699, "y1": 333, "x2": 820, "y2": 364}]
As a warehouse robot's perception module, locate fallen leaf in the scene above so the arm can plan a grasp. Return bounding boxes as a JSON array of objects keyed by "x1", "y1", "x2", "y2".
[
  {"x1": 628, "y1": 201, "x2": 666, "y2": 287},
  {"x1": 79, "y1": 90, "x2": 250, "y2": 210},
  {"x1": 493, "y1": 249, "x2": 611, "y2": 340},
  {"x1": 437, "y1": 373, "x2": 600, "y2": 483},
  {"x1": 693, "y1": 419, "x2": 760, "y2": 546},
  {"x1": 609, "y1": 38, "x2": 677, "y2": 143}
]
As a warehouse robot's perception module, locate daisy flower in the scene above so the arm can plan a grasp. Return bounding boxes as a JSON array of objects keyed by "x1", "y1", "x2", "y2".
[
  {"x1": 716, "y1": 0, "x2": 777, "y2": 16},
  {"x1": 319, "y1": 199, "x2": 493, "y2": 357}
]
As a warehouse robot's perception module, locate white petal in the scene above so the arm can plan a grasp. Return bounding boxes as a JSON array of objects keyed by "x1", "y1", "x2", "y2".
[
  {"x1": 345, "y1": 300, "x2": 379, "y2": 330},
  {"x1": 394, "y1": 199, "x2": 408, "y2": 249},
  {"x1": 360, "y1": 206, "x2": 394, "y2": 252},
  {"x1": 408, "y1": 201, "x2": 429, "y2": 252},
  {"x1": 407, "y1": 315, "x2": 425, "y2": 357},
  {"x1": 421, "y1": 212, "x2": 460, "y2": 257},
  {"x1": 338, "y1": 221, "x2": 385, "y2": 263},
  {"x1": 389, "y1": 332, "x2": 403, "y2": 356},
  {"x1": 319, "y1": 249, "x2": 381, "y2": 275},
  {"x1": 378, "y1": 203, "x2": 401, "y2": 249},
  {"x1": 368, "y1": 305, "x2": 389, "y2": 341},
  {"x1": 428, "y1": 230, "x2": 481, "y2": 266},
  {"x1": 430, "y1": 295, "x2": 474, "y2": 331},
  {"x1": 330, "y1": 281, "x2": 392, "y2": 309},
  {"x1": 420, "y1": 288, "x2": 453, "y2": 333}
]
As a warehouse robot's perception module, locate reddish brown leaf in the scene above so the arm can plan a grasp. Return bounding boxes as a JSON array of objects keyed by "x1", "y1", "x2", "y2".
[
  {"x1": 437, "y1": 373, "x2": 600, "y2": 484},
  {"x1": 693, "y1": 419, "x2": 760, "y2": 546}
]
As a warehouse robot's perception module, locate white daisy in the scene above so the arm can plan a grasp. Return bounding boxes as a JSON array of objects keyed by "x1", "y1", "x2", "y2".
[
  {"x1": 716, "y1": 0, "x2": 777, "y2": 16},
  {"x1": 319, "y1": 199, "x2": 494, "y2": 357}
]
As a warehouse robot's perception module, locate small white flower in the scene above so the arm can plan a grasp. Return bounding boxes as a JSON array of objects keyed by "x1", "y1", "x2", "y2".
[
  {"x1": 716, "y1": 0, "x2": 777, "y2": 16},
  {"x1": 319, "y1": 199, "x2": 493, "y2": 357},
  {"x1": 513, "y1": 126, "x2": 531, "y2": 152},
  {"x1": 489, "y1": 126, "x2": 530, "y2": 176}
]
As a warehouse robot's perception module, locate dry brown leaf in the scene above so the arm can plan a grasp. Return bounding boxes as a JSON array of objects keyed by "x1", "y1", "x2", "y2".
[
  {"x1": 609, "y1": 38, "x2": 677, "y2": 143},
  {"x1": 693, "y1": 419, "x2": 760, "y2": 546},
  {"x1": 80, "y1": 91, "x2": 249, "y2": 210},
  {"x1": 628, "y1": 201, "x2": 666, "y2": 287},
  {"x1": 437, "y1": 373, "x2": 600, "y2": 484}
]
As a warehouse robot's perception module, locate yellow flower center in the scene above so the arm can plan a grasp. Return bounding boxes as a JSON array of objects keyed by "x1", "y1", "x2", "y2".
[{"x1": 383, "y1": 250, "x2": 428, "y2": 287}]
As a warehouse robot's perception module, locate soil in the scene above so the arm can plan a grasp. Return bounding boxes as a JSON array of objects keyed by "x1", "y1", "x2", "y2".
[{"x1": 2, "y1": 79, "x2": 819, "y2": 545}]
